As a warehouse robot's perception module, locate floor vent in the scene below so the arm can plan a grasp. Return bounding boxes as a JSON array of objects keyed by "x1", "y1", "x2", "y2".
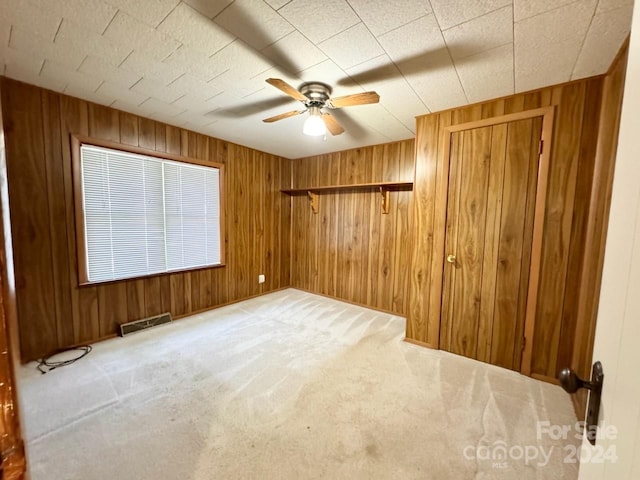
[{"x1": 120, "y1": 313, "x2": 172, "y2": 337}]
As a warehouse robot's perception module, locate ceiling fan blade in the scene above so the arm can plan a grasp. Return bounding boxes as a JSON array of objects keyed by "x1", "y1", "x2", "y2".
[
  {"x1": 262, "y1": 110, "x2": 305, "y2": 123},
  {"x1": 330, "y1": 91, "x2": 380, "y2": 108},
  {"x1": 322, "y1": 113, "x2": 345, "y2": 136},
  {"x1": 266, "y1": 78, "x2": 307, "y2": 102}
]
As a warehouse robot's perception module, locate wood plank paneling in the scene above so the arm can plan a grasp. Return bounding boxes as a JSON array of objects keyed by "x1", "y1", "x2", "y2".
[
  {"x1": 1, "y1": 81, "x2": 57, "y2": 360},
  {"x1": 490, "y1": 118, "x2": 540, "y2": 369},
  {"x1": 408, "y1": 76, "x2": 609, "y2": 382},
  {"x1": 441, "y1": 126, "x2": 493, "y2": 358},
  {"x1": 531, "y1": 82, "x2": 586, "y2": 377},
  {"x1": 571, "y1": 42, "x2": 629, "y2": 416},
  {"x1": 290, "y1": 140, "x2": 414, "y2": 314},
  {"x1": 0, "y1": 79, "x2": 27, "y2": 479},
  {"x1": 0, "y1": 77, "x2": 291, "y2": 362},
  {"x1": 42, "y1": 91, "x2": 74, "y2": 349}
]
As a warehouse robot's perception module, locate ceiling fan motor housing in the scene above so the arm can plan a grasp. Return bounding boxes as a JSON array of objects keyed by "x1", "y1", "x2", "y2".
[{"x1": 299, "y1": 82, "x2": 332, "y2": 108}]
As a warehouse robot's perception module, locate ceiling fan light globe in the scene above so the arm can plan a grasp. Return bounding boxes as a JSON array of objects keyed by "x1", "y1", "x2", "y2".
[{"x1": 303, "y1": 114, "x2": 326, "y2": 136}]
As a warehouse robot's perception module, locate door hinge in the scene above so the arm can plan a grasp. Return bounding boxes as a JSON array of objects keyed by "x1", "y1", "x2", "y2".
[{"x1": 538, "y1": 140, "x2": 544, "y2": 155}]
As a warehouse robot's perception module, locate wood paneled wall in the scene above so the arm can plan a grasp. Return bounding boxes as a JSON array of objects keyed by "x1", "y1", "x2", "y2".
[
  {"x1": 290, "y1": 140, "x2": 414, "y2": 314},
  {"x1": 0, "y1": 79, "x2": 26, "y2": 479},
  {"x1": 0, "y1": 77, "x2": 291, "y2": 362},
  {"x1": 407, "y1": 77, "x2": 606, "y2": 380},
  {"x1": 571, "y1": 42, "x2": 629, "y2": 415}
]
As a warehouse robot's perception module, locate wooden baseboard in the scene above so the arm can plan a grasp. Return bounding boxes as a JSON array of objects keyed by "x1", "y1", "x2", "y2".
[
  {"x1": 288, "y1": 286, "x2": 405, "y2": 317},
  {"x1": 403, "y1": 337, "x2": 437, "y2": 349},
  {"x1": 173, "y1": 286, "x2": 291, "y2": 320},
  {"x1": 26, "y1": 286, "x2": 292, "y2": 364}
]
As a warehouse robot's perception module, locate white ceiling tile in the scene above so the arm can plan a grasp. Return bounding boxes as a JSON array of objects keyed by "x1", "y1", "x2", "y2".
[
  {"x1": 406, "y1": 61, "x2": 468, "y2": 111},
  {"x1": 573, "y1": 5, "x2": 633, "y2": 78},
  {"x1": 345, "y1": 54, "x2": 427, "y2": 129},
  {"x1": 514, "y1": 0, "x2": 577, "y2": 21},
  {"x1": 348, "y1": 0, "x2": 432, "y2": 36},
  {"x1": 172, "y1": 110, "x2": 217, "y2": 128},
  {"x1": 516, "y1": 0, "x2": 597, "y2": 44},
  {"x1": 0, "y1": 0, "x2": 630, "y2": 158},
  {"x1": 182, "y1": 0, "x2": 234, "y2": 18},
  {"x1": 261, "y1": 30, "x2": 328, "y2": 73},
  {"x1": 378, "y1": 14, "x2": 446, "y2": 59},
  {"x1": 596, "y1": 0, "x2": 634, "y2": 13},
  {"x1": 264, "y1": 0, "x2": 291, "y2": 8},
  {"x1": 110, "y1": 99, "x2": 147, "y2": 115},
  {"x1": 515, "y1": 0, "x2": 597, "y2": 91},
  {"x1": 158, "y1": 3, "x2": 235, "y2": 56},
  {"x1": 79, "y1": 56, "x2": 141, "y2": 89},
  {"x1": 169, "y1": 74, "x2": 223, "y2": 100},
  {"x1": 279, "y1": 0, "x2": 360, "y2": 43},
  {"x1": 214, "y1": 0, "x2": 294, "y2": 50},
  {"x1": 211, "y1": 70, "x2": 267, "y2": 97},
  {"x1": 32, "y1": 75, "x2": 68, "y2": 93},
  {"x1": 103, "y1": 11, "x2": 181, "y2": 62},
  {"x1": 443, "y1": 6, "x2": 513, "y2": 60},
  {"x1": 0, "y1": 0, "x2": 61, "y2": 40},
  {"x1": 55, "y1": 19, "x2": 132, "y2": 66},
  {"x1": 344, "y1": 104, "x2": 414, "y2": 140},
  {"x1": 237, "y1": 85, "x2": 299, "y2": 115},
  {"x1": 120, "y1": 52, "x2": 184, "y2": 85},
  {"x1": 202, "y1": 91, "x2": 251, "y2": 111},
  {"x1": 172, "y1": 92, "x2": 222, "y2": 112},
  {"x1": 1, "y1": 45, "x2": 44, "y2": 84},
  {"x1": 103, "y1": 0, "x2": 181, "y2": 27},
  {"x1": 131, "y1": 77, "x2": 187, "y2": 104},
  {"x1": 209, "y1": 40, "x2": 273, "y2": 78},
  {"x1": 9, "y1": 27, "x2": 85, "y2": 70},
  {"x1": 41, "y1": 60, "x2": 103, "y2": 93},
  {"x1": 0, "y1": 21, "x2": 10, "y2": 48},
  {"x1": 138, "y1": 97, "x2": 186, "y2": 117},
  {"x1": 162, "y1": 46, "x2": 228, "y2": 82},
  {"x1": 63, "y1": 85, "x2": 116, "y2": 107},
  {"x1": 97, "y1": 82, "x2": 149, "y2": 106},
  {"x1": 30, "y1": 0, "x2": 117, "y2": 35},
  {"x1": 378, "y1": 14, "x2": 467, "y2": 111},
  {"x1": 455, "y1": 43, "x2": 514, "y2": 103},
  {"x1": 430, "y1": 0, "x2": 511, "y2": 29},
  {"x1": 515, "y1": 35, "x2": 583, "y2": 92},
  {"x1": 319, "y1": 23, "x2": 385, "y2": 70},
  {"x1": 297, "y1": 60, "x2": 362, "y2": 95}
]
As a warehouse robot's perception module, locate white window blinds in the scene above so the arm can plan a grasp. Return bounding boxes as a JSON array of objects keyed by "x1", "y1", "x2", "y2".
[{"x1": 80, "y1": 144, "x2": 221, "y2": 283}]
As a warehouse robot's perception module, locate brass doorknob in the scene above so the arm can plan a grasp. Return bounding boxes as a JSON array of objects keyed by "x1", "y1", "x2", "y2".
[{"x1": 446, "y1": 254, "x2": 456, "y2": 264}]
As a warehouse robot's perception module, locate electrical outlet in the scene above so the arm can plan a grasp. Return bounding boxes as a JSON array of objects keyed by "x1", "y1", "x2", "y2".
[{"x1": 258, "y1": 274, "x2": 265, "y2": 284}]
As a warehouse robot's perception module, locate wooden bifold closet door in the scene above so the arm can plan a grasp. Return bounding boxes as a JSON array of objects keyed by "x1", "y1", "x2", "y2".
[{"x1": 440, "y1": 117, "x2": 543, "y2": 371}]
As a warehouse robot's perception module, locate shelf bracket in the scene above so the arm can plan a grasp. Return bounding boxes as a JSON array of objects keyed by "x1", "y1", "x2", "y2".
[
  {"x1": 380, "y1": 187, "x2": 390, "y2": 214},
  {"x1": 307, "y1": 191, "x2": 319, "y2": 214}
]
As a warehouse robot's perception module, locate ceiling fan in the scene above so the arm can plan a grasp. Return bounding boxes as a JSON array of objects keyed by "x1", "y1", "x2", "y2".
[{"x1": 262, "y1": 78, "x2": 380, "y2": 137}]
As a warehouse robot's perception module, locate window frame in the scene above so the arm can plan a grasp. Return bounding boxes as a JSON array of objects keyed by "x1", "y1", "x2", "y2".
[{"x1": 71, "y1": 134, "x2": 226, "y2": 286}]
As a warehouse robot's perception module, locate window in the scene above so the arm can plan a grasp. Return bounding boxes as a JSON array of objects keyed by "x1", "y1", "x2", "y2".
[{"x1": 73, "y1": 137, "x2": 224, "y2": 284}]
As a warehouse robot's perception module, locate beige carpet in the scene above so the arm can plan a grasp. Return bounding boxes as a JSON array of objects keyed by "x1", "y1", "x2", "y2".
[{"x1": 18, "y1": 289, "x2": 579, "y2": 479}]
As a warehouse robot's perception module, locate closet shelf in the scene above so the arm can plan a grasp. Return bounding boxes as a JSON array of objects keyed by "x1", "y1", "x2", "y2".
[
  {"x1": 281, "y1": 181, "x2": 413, "y2": 195},
  {"x1": 281, "y1": 181, "x2": 413, "y2": 214}
]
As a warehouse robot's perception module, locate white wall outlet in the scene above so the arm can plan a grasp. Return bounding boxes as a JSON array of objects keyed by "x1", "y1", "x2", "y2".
[{"x1": 258, "y1": 274, "x2": 265, "y2": 284}]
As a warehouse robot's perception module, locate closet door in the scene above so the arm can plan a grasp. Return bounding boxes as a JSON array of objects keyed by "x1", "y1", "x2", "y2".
[{"x1": 440, "y1": 117, "x2": 543, "y2": 371}]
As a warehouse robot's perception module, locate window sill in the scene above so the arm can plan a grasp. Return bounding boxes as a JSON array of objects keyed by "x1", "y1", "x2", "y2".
[{"x1": 78, "y1": 263, "x2": 227, "y2": 287}]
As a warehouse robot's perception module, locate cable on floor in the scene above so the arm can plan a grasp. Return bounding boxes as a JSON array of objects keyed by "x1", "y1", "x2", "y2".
[{"x1": 37, "y1": 345, "x2": 93, "y2": 374}]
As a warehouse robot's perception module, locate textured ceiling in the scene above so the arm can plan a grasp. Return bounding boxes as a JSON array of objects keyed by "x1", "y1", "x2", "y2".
[{"x1": 0, "y1": 0, "x2": 634, "y2": 159}]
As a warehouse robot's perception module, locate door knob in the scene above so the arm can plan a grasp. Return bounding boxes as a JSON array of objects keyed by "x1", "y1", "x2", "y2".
[
  {"x1": 558, "y1": 361, "x2": 604, "y2": 445},
  {"x1": 446, "y1": 254, "x2": 456, "y2": 264}
]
